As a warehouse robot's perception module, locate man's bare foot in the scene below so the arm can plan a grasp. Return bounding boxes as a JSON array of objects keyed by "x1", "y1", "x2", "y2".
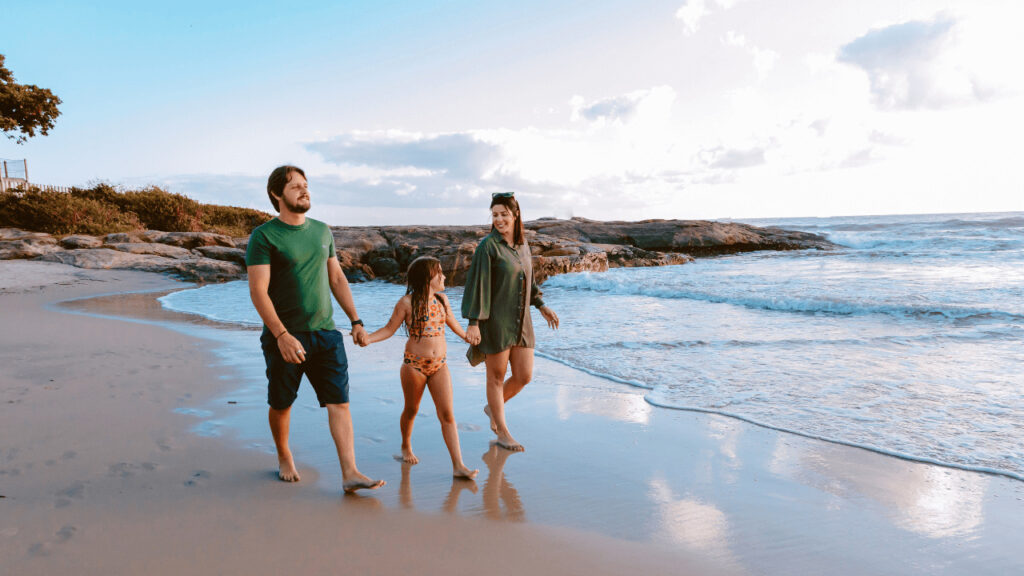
[
  {"x1": 394, "y1": 447, "x2": 419, "y2": 464},
  {"x1": 278, "y1": 454, "x2": 300, "y2": 482},
  {"x1": 343, "y1": 473, "x2": 386, "y2": 493},
  {"x1": 453, "y1": 465, "x2": 479, "y2": 479},
  {"x1": 483, "y1": 405, "x2": 497, "y2": 433},
  {"x1": 494, "y1": 435, "x2": 525, "y2": 452}
]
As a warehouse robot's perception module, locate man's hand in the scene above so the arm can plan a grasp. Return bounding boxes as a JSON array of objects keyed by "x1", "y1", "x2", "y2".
[
  {"x1": 465, "y1": 325, "x2": 481, "y2": 346},
  {"x1": 277, "y1": 332, "x2": 306, "y2": 364},
  {"x1": 351, "y1": 324, "x2": 368, "y2": 347}
]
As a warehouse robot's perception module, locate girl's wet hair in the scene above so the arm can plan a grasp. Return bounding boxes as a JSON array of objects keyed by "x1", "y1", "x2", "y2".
[
  {"x1": 490, "y1": 193, "x2": 524, "y2": 246},
  {"x1": 405, "y1": 256, "x2": 444, "y2": 340}
]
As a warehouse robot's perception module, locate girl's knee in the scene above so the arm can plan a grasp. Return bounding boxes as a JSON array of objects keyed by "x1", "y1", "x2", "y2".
[
  {"x1": 436, "y1": 409, "x2": 456, "y2": 425},
  {"x1": 402, "y1": 407, "x2": 419, "y2": 420}
]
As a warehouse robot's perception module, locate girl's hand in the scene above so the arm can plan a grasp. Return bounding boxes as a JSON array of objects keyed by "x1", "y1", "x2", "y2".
[
  {"x1": 466, "y1": 325, "x2": 481, "y2": 346},
  {"x1": 540, "y1": 306, "x2": 559, "y2": 330}
]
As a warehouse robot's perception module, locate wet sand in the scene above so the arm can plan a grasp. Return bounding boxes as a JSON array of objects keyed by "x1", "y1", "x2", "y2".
[{"x1": 2, "y1": 260, "x2": 1022, "y2": 575}]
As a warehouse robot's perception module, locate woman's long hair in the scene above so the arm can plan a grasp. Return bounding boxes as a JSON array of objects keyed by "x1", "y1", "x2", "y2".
[
  {"x1": 405, "y1": 256, "x2": 443, "y2": 341},
  {"x1": 490, "y1": 193, "x2": 524, "y2": 246}
]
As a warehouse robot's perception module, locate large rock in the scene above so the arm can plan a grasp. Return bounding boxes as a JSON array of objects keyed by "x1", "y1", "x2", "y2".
[
  {"x1": 107, "y1": 242, "x2": 194, "y2": 259},
  {"x1": 36, "y1": 248, "x2": 244, "y2": 283},
  {"x1": 60, "y1": 235, "x2": 103, "y2": 249},
  {"x1": 0, "y1": 228, "x2": 54, "y2": 242},
  {"x1": 148, "y1": 231, "x2": 235, "y2": 249},
  {"x1": 322, "y1": 218, "x2": 836, "y2": 285},
  {"x1": 0, "y1": 237, "x2": 60, "y2": 259},
  {"x1": 194, "y1": 245, "x2": 247, "y2": 266}
]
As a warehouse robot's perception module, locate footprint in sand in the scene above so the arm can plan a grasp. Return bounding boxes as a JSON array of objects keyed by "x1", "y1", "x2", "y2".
[
  {"x1": 184, "y1": 470, "x2": 211, "y2": 487},
  {"x1": 458, "y1": 422, "x2": 482, "y2": 432},
  {"x1": 359, "y1": 435, "x2": 386, "y2": 444}
]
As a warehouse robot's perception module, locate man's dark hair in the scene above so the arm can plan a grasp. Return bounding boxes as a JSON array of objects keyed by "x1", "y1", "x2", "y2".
[{"x1": 266, "y1": 165, "x2": 306, "y2": 212}]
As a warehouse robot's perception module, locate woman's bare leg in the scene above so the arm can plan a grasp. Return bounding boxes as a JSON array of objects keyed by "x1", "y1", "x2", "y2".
[
  {"x1": 484, "y1": 349, "x2": 524, "y2": 451},
  {"x1": 503, "y1": 346, "x2": 534, "y2": 402},
  {"x1": 426, "y1": 364, "x2": 478, "y2": 478},
  {"x1": 399, "y1": 364, "x2": 427, "y2": 464}
]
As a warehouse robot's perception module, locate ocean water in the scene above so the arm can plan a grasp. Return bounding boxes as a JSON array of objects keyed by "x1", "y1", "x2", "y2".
[{"x1": 159, "y1": 212, "x2": 1024, "y2": 481}]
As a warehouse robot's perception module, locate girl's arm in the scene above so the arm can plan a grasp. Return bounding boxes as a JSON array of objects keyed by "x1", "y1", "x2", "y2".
[
  {"x1": 439, "y1": 294, "x2": 468, "y2": 342},
  {"x1": 366, "y1": 298, "x2": 409, "y2": 345}
]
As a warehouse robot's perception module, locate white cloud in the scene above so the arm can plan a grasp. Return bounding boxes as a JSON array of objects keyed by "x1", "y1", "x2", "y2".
[
  {"x1": 837, "y1": 13, "x2": 996, "y2": 110},
  {"x1": 675, "y1": 0, "x2": 710, "y2": 35},
  {"x1": 722, "y1": 31, "x2": 779, "y2": 80}
]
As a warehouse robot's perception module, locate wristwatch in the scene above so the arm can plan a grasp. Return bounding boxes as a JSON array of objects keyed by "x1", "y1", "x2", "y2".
[{"x1": 350, "y1": 319, "x2": 364, "y2": 327}]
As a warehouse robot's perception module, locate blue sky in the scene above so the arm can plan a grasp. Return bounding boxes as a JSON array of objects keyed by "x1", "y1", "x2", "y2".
[{"x1": 3, "y1": 0, "x2": 1022, "y2": 225}]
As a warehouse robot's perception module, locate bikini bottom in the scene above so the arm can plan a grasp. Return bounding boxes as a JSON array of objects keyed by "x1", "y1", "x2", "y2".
[{"x1": 403, "y1": 352, "x2": 447, "y2": 378}]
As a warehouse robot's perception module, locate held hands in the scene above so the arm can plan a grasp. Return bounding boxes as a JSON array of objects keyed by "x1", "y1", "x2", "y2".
[
  {"x1": 277, "y1": 332, "x2": 306, "y2": 364},
  {"x1": 351, "y1": 324, "x2": 369, "y2": 347},
  {"x1": 540, "y1": 306, "x2": 559, "y2": 330},
  {"x1": 465, "y1": 325, "x2": 482, "y2": 346}
]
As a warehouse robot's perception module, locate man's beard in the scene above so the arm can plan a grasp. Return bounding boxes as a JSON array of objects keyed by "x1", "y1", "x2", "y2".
[{"x1": 283, "y1": 196, "x2": 310, "y2": 214}]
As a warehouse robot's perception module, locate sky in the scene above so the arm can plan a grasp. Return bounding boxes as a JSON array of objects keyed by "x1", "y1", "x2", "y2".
[{"x1": 3, "y1": 0, "x2": 1023, "y2": 225}]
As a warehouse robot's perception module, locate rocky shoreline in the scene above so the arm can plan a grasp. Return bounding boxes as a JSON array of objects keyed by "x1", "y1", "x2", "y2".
[{"x1": 0, "y1": 218, "x2": 838, "y2": 284}]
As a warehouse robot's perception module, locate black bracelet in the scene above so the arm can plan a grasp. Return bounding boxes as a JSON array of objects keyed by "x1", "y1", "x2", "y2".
[
  {"x1": 350, "y1": 319, "x2": 364, "y2": 327},
  {"x1": 274, "y1": 329, "x2": 288, "y2": 340}
]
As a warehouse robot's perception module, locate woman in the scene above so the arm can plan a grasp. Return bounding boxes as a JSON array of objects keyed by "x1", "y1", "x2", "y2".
[{"x1": 462, "y1": 192, "x2": 559, "y2": 452}]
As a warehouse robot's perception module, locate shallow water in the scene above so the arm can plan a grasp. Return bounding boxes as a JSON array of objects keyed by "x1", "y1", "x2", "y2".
[{"x1": 160, "y1": 211, "x2": 1024, "y2": 481}]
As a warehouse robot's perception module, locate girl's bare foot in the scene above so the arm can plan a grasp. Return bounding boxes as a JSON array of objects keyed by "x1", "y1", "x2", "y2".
[
  {"x1": 394, "y1": 447, "x2": 419, "y2": 465},
  {"x1": 483, "y1": 405, "x2": 497, "y2": 433},
  {"x1": 494, "y1": 435, "x2": 525, "y2": 452},
  {"x1": 278, "y1": 453, "x2": 300, "y2": 482},
  {"x1": 343, "y1": 473, "x2": 386, "y2": 493},
  {"x1": 453, "y1": 465, "x2": 479, "y2": 479}
]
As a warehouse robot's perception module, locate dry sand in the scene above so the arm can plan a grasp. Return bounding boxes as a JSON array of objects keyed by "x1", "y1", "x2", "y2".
[{"x1": 2, "y1": 260, "x2": 1022, "y2": 575}]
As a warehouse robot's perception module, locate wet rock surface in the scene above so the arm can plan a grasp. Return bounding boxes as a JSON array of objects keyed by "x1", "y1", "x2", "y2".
[{"x1": 0, "y1": 218, "x2": 837, "y2": 285}]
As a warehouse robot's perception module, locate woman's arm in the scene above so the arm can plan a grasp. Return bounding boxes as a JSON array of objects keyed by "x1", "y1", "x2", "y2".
[
  {"x1": 461, "y1": 239, "x2": 493, "y2": 346},
  {"x1": 366, "y1": 298, "x2": 409, "y2": 345}
]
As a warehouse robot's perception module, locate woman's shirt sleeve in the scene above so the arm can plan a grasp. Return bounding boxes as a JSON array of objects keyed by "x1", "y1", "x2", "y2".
[{"x1": 461, "y1": 238, "x2": 492, "y2": 325}]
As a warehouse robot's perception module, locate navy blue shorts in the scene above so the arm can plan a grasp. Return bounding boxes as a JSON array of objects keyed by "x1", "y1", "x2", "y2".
[{"x1": 260, "y1": 329, "x2": 350, "y2": 409}]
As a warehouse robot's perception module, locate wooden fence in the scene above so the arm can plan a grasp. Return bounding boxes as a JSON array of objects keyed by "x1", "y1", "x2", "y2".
[{"x1": 1, "y1": 159, "x2": 71, "y2": 193}]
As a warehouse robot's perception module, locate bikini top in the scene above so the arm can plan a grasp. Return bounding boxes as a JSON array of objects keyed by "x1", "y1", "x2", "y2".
[{"x1": 408, "y1": 296, "x2": 446, "y2": 338}]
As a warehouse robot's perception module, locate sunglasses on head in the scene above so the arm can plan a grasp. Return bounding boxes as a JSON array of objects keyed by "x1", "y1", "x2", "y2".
[{"x1": 491, "y1": 192, "x2": 515, "y2": 199}]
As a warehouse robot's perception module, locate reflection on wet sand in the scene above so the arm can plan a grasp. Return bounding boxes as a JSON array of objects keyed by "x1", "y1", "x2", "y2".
[
  {"x1": 398, "y1": 461, "x2": 479, "y2": 513},
  {"x1": 555, "y1": 385, "x2": 651, "y2": 425},
  {"x1": 768, "y1": 438, "x2": 988, "y2": 539},
  {"x1": 482, "y1": 443, "x2": 526, "y2": 522},
  {"x1": 647, "y1": 476, "x2": 742, "y2": 570}
]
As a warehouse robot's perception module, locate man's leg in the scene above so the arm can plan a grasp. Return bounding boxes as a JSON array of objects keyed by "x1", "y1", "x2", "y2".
[
  {"x1": 326, "y1": 403, "x2": 385, "y2": 493},
  {"x1": 269, "y1": 406, "x2": 299, "y2": 482}
]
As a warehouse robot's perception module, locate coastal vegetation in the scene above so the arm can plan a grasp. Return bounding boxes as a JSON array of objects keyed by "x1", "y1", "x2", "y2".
[{"x1": 0, "y1": 183, "x2": 272, "y2": 237}]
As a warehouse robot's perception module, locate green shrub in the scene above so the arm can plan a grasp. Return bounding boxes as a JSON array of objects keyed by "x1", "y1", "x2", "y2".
[{"x1": 0, "y1": 184, "x2": 272, "y2": 237}]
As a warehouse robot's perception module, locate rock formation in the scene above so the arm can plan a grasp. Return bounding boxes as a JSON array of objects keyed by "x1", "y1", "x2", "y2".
[{"x1": 0, "y1": 218, "x2": 838, "y2": 285}]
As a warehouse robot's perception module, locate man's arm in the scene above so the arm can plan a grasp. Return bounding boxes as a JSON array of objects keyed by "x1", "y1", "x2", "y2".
[
  {"x1": 248, "y1": 264, "x2": 306, "y2": 364},
  {"x1": 327, "y1": 257, "x2": 367, "y2": 345}
]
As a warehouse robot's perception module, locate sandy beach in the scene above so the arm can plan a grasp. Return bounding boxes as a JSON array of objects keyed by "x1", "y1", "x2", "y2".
[{"x1": 2, "y1": 260, "x2": 1022, "y2": 575}]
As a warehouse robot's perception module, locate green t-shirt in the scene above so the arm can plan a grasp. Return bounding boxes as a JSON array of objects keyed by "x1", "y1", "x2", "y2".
[{"x1": 245, "y1": 217, "x2": 337, "y2": 332}]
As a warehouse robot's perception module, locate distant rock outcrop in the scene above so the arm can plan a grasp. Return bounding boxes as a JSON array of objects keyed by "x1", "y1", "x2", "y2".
[{"x1": 0, "y1": 218, "x2": 838, "y2": 285}]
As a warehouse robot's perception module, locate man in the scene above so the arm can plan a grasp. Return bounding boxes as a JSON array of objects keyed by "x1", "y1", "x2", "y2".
[{"x1": 245, "y1": 165, "x2": 384, "y2": 493}]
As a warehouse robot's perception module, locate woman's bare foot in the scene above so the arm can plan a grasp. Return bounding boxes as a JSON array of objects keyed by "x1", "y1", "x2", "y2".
[
  {"x1": 394, "y1": 447, "x2": 419, "y2": 465},
  {"x1": 494, "y1": 435, "x2": 525, "y2": 452},
  {"x1": 278, "y1": 453, "x2": 300, "y2": 482},
  {"x1": 453, "y1": 465, "x2": 479, "y2": 479},
  {"x1": 483, "y1": 405, "x2": 497, "y2": 433},
  {"x1": 343, "y1": 473, "x2": 386, "y2": 493}
]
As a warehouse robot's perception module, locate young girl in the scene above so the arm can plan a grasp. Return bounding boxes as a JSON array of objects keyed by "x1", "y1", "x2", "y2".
[{"x1": 365, "y1": 256, "x2": 478, "y2": 479}]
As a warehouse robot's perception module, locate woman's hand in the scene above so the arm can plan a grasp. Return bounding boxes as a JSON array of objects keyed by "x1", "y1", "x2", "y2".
[
  {"x1": 277, "y1": 332, "x2": 306, "y2": 364},
  {"x1": 466, "y1": 325, "x2": 482, "y2": 346},
  {"x1": 540, "y1": 306, "x2": 559, "y2": 330}
]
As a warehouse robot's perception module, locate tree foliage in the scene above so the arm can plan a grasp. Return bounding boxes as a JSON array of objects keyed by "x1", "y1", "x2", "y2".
[{"x1": 0, "y1": 54, "x2": 62, "y2": 144}]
